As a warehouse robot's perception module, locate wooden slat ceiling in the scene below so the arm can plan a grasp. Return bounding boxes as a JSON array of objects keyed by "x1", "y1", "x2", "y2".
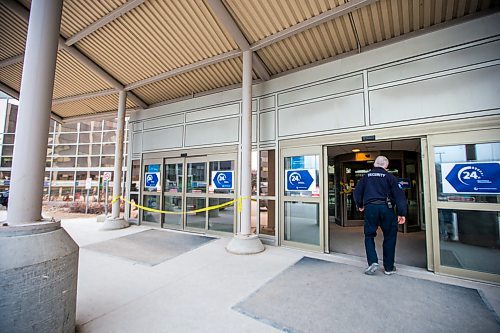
[{"x1": 0, "y1": 0, "x2": 497, "y2": 120}]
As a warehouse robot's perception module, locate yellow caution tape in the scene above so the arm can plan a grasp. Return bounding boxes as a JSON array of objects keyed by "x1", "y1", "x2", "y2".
[{"x1": 112, "y1": 195, "x2": 250, "y2": 215}]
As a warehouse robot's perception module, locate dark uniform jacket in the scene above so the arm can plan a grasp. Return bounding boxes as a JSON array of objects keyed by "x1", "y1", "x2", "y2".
[{"x1": 353, "y1": 167, "x2": 407, "y2": 216}]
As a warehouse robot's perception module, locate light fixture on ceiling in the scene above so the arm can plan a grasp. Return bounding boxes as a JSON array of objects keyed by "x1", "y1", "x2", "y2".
[{"x1": 352, "y1": 148, "x2": 361, "y2": 152}]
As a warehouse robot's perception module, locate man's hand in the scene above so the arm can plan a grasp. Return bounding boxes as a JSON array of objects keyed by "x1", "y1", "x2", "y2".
[
  {"x1": 397, "y1": 216, "x2": 406, "y2": 225},
  {"x1": 358, "y1": 207, "x2": 364, "y2": 212}
]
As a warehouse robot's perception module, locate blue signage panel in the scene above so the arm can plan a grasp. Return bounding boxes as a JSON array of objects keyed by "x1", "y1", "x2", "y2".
[
  {"x1": 145, "y1": 172, "x2": 159, "y2": 187},
  {"x1": 398, "y1": 178, "x2": 411, "y2": 190},
  {"x1": 212, "y1": 171, "x2": 233, "y2": 189},
  {"x1": 443, "y1": 162, "x2": 499, "y2": 194},
  {"x1": 148, "y1": 164, "x2": 160, "y2": 172},
  {"x1": 286, "y1": 169, "x2": 315, "y2": 191},
  {"x1": 290, "y1": 156, "x2": 304, "y2": 169}
]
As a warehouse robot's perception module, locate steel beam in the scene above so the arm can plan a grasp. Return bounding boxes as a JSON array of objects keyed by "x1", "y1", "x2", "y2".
[
  {"x1": 65, "y1": 0, "x2": 147, "y2": 46},
  {"x1": 0, "y1": 54, "x2": 24, "y2": 69},
  {"x1": 250, "y1": 0, "x2": 378, "y2": 51},
  {"x1": 125, "y1": 50, "x2": 241, "y2": 90},
  {"x1": 51, "y1": 89, "x2": 117, "y2": 105},
  {"x1": 3, "y1": 0, "x2": 148, "y2": 110},
  {"x1": 206, "y1": 0, "x2": 270, "y2": 81}
]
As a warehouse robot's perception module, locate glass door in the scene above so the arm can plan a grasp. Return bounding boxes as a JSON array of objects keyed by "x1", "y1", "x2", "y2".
[
  {"x1": 207, "y1": 154, "x2": 237, "y2": 234},
  {"x1": 141, "y1": 158, "x2": 162, "y2": 225},
  {"x1": 184, "y1": 157, "x2": 208, "y2": 232},
  {"x1": 428, "y1": 129, "x2": 500, "y2": 283},
  {"x1": 163, "y1": 158, "x2": 184, "y2": 229},
  {"x1": 280, "y1": 146, "x2": 324, "y2": 252},
  {"x1": 161, "y1": 154, "x2": 237, "y2": 234}
]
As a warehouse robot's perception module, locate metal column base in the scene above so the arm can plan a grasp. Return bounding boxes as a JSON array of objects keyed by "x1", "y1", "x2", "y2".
[
  {"x1": 101, "y1": 217, "x2": 130, "y2": 230},
  {"x1": 0, "y1": 221, "x2": 79, "y2": 333},
  {"x1": 226, "y1": 234, "x2": 265, "y2": 255}
]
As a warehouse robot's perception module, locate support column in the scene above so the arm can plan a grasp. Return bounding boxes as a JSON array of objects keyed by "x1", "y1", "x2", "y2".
[
  {"x1": 101, "y1": 90, "x2": 129, "y2": 230},
  {"x1": 226, "y1": 50, "x2": 264, "y2": 254},
  {"x1": 0, "y1": 1, "x2": 79, "y2": 332}
]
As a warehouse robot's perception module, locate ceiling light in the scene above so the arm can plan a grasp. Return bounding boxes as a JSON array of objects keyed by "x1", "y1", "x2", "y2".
[{"x1": 352, "y1": 148, "x2": 360, "y2": 152}]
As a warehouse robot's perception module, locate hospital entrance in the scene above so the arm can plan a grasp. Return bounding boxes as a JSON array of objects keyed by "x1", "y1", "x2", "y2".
[{"x1": 327, "y1": 138, "x2": 427, "y2": 268}]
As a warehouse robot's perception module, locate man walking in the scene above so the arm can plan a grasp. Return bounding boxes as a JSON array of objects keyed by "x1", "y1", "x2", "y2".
[{"x1": 353, "y1": 156, "x2": 407, "y2": 275}]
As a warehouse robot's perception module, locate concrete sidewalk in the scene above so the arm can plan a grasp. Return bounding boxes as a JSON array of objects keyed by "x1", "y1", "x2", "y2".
[{"x1": 59, "y1": 217, "x2": 500, "y2": 333}]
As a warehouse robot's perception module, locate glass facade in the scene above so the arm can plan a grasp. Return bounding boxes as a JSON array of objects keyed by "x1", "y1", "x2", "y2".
[
  {"x1": 434, "y1": 142, "x2": 500, "y2": 277},
  {"x1": 0, "y1": 100, "x2": 129, "y2": 203}
]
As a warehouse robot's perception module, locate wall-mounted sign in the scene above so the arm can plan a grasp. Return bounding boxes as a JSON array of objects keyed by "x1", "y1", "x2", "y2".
[
  {"x1": 285, "y1": 169, "x2": 316, "y2": 191},
  {"x1": 398, "y1": 178, "x2": 411, "y2": 190},
  {"x1": 441, "y1": 162, "x2": 499, "y2": 194},
  {"x1": 211, "y1": 171, "x2": 233, "y2": 189}
]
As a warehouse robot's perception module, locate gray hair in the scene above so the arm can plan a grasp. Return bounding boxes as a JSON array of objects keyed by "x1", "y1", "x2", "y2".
[{"x1": 374, "y1": 155, "x2": 389, "y2": 168}]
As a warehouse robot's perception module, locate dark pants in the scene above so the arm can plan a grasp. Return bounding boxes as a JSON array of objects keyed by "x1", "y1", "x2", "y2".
[{"x1": 364, "y1": 204, "x2": 398, "y2": 270}]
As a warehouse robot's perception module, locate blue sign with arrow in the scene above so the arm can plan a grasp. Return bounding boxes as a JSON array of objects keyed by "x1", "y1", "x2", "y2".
[
  {"x1": 442, "y1": 162, "x2": 499, "y2": 194},
  {"x1": 212, "y1": 171, "x2": 233, "y2": 189},
  {"x1": 145, "y1": 172, "x2": 159, "y2": 188},
  {"x1": 286, "y1": 169, "x2": 315, "y2": 191}
]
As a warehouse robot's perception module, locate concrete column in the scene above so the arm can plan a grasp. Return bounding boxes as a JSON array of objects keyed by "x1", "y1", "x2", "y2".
[
  {"x1": 7, "y1": 0, "x2": 62, "y2": 225},
  {"x1": 240, "y1": 50, "x2": 252, "y2": 236},
  {"x1": 0, "y1": 2, "x2": 79, "y2": 332},
  {"x1": 226, "y1": 51, "x2": 264, "y2": 254},
  {"x1": 112, "y1": 91, "x2": 126, "y2": 218},
  {"x1": 101, "y1": 91, "x2": 129, "y2": 230}
]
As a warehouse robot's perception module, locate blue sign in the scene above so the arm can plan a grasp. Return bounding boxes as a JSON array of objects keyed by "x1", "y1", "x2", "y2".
[
  {"x1": 398, "y1": 178, "x2": 411, "y2": 190},
  {"x1": 443, "y1": 162, "x2": 499, "y2": 194},
  {"x1": 212, "y1": 171, "x2": 233, "y2": 189},
  {"x1": 291, "y1": 156, "x2": 304, "y2": 169},
  {"x1": 145, "y1": 172, "x2": 159, "y2": 187},
  {"x1": 148, "y1": 164, "x2": 160, "y2": 172},
  {"x1": 286, "y1": 169, "x2": 315, "y2": 191}
]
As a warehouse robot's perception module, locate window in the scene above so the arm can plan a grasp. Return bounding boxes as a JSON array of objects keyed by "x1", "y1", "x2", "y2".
[{"x1": 434, "y1": 142, "x2": 499, "y2": 204}]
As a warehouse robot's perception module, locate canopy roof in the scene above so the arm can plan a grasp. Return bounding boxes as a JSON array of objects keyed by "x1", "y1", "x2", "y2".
[{"x1": 0, "y1": 0, "x2": 497, "y2": 121}]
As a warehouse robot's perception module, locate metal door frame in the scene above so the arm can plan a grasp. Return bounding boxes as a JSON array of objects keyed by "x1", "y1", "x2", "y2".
[{"x1": 280, "y1": 145, "x2": 324, "y2": 252}]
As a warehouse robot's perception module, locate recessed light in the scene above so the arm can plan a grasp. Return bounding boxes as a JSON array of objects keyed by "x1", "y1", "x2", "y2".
[{"x1": 352, "y1": 148, "x2": 360, "y2": 152}]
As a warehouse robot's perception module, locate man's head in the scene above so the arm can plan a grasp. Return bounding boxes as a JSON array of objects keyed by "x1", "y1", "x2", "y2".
[{"x1": 374, "y1": 155, "x2": 389, "y2": 169}]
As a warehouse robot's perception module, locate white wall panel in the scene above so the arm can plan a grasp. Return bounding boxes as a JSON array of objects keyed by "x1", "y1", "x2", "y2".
[
  {"x1": 370, "y1": 65, "x2": 500, "y2": 125},
  {"x1": 186, "y1": 103, "x2": 239, "y2": 122},
  {"x1": 278, "y1": 94, "x2": 365, "y2": 137},
  {"x1": 185, "y1": 117, "x2": 239, "y2": 146},
  {"x1": 278, "y1": 74, "x2": 363, "y2": 107},
  {"x1": 252, "y1": 114, "x2": 257, "y2": 143},
  {"x1": 131, "y1": 132, "x2": 142, "y2": 154},
  {"x1": 260, "y1": 95, "x2": 275, "y2": 111},
  {"x1": 132, "y1": 122, "x2": 142, "y2": 132},
  {"x1": 142, "y1": 126, "x2": 183, "y2": 151},
  {"x1": 260, "y1": 111, "x2": 276, "y2": 141},
  {"x1": 369, "y1": 40, "x2": 500, "y2": 86},
  {"x1": 143, "y1": 114, "x2": 184, "y2": 130}
]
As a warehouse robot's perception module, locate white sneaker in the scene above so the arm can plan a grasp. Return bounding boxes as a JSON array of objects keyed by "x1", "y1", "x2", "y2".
[
  {"x1": 384, "y1": 267, "x2": 397, "y2": 275},
  {"x1": 364, "y1": 263, "x2": 379, "y2": 275}
]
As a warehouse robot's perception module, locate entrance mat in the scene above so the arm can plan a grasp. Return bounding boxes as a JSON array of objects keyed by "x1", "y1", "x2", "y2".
[
  {"x1": 234, "y1": 257, "x2": 499, "y2": 333},
  {"x1": 84, "y1": 229, "x2": 215, "y2": 266}
]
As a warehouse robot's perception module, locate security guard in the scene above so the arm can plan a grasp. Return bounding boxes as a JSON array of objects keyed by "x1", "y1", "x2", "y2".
[{"x1": 353, "y1": 156, "x2": 407, "y2": 275}]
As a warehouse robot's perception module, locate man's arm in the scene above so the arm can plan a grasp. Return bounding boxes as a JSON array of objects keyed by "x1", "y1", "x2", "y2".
[
  {"x1": 353, "y1": 176, "x2": 365, "y2": 212},
  {"x1": 390, "y1": 176, "x2": 407, "y2": 220}
]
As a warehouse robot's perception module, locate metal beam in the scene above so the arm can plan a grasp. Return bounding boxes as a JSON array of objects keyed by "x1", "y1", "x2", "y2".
[
  {"x1": 0, "y1": 82, "x2": 63, "y2": 123},
  {"x1": 250, "y1": 0, "x2": 378, "y2": 51},
  {"x1": 2, "y1": 0, "x2": 148, "y2": 110},
  {"x1": 0, "y1": 82, "x2": 19, "y2": 99},
  {"x1": 206, "y1": 0, "x2": 270, "y2": 81},
  {"x1": 125, "y1": 50, "x2": 241, "y2": 91},
  {"x1": 52, "y1": 89, "x2": 117, "y2": 105},
  {"x1": 62, "y1": 107, "x2": 137, "y2": 123},
  {"x1": 0, "y1": 54, "x2": 24, "y2": 69},
  {"x1": 65, "y1": 0, "x2": 147, "y2": 46}
]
